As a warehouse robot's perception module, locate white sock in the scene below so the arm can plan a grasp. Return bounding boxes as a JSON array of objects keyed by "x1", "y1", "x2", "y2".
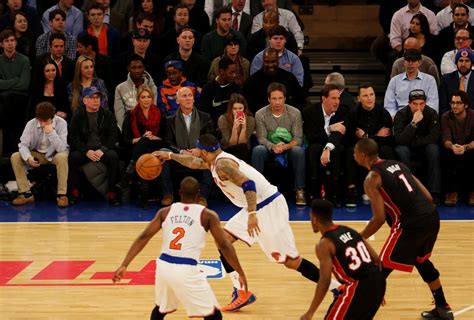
[
  {"x1": 329, "y1": 279, "x2": 341, "y2": 291},
  {"x1": 229, "y1": 271, "x2": 243, "y2": 290}
]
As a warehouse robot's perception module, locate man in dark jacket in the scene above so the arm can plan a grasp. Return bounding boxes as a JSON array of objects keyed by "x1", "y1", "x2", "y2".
[
  {"x1": 394, "y1": 89, "x2": 441, "y2": 204},
  {"x1": 68, "y1": 86, "x2": 120, "y2": 205}
]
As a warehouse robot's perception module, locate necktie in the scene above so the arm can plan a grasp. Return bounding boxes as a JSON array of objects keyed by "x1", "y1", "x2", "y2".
[
  {"x1": 459, "y1": 75, "x2": 466, "y2": 91},
  {"x1": 232, "y1": 12, "x2": 239, "y2": 30}
]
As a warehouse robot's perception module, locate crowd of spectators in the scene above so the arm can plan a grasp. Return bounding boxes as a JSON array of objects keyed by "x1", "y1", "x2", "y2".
[{"x1": 0, "y1": 0, "x2": 472, "y2": 210}]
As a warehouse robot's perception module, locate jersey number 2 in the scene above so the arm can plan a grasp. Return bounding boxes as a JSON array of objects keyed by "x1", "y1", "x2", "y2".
[
  {"x1": 169, "y1": 227, "x2": 185, "y2": 250},
  {"x1": 345, "y1": 241, "x2": 372, "y2": 271}
]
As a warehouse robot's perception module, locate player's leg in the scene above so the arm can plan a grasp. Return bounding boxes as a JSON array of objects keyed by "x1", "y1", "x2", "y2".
[
  {"x1": 284, "y1": 256, "x2": 340, "y2": 292},
  {"x1": 417, "y1": 259, "x2": 454, "y2": 320},
  {"x1": 204, "y1": 309, "x2": 222, "y2": 320},
  {"x1": 150, "y1": 305, "x2": 166, "y2": 320}
]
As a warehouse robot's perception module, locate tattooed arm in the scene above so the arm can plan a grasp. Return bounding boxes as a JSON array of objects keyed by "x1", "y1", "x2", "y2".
[
  {"x1": 152, "y1": 150, "x2": 209, "y2": 170},
  {"x1": 216, "y1": 159, "x2": 260, "y2": 237}
]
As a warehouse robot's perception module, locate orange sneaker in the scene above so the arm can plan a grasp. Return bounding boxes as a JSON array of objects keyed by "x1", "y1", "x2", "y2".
[{"x1": 221, "y1": 288, "x2": 256, "y2": 312}]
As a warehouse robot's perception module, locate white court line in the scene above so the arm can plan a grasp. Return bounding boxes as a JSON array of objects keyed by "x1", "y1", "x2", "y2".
[{"x1": 454, "y1": 304, "x2": 474, "y2": 316}]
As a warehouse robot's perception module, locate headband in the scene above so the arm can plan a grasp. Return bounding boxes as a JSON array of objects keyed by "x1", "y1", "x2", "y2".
[{"x1": 196, "y1": 140, "x2": 220, "y2": 152}]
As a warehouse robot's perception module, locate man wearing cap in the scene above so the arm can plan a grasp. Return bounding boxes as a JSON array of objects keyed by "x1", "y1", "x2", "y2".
[
  {"x1": 439, "y1": 46, "x2": 474, "y2": 114},
  {"x1": 393, "y1": 89, "x2": 441, "y2": 205},
  {"x1": 68, "y1": 86, "x2": 121, "y2": 206},
  {"x1": 157, "y1": 60, "x2": 200, "y2": 117},
  {"x1": 384, "y1": 48, "x2": 439, "y2": 118}
]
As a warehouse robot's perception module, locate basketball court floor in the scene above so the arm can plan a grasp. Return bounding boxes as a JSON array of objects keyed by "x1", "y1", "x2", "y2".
[{"x1": 0, "y1": 199, "x2": 473, "y2": 319}]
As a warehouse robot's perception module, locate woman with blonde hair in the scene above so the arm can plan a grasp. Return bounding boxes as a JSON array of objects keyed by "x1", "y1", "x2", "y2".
[
  {"x1": 67, "y1": 55, "x2": 109, "y2": 112},
  {"x1": 120, "y1": 84, "x2": 170, "y2": 208},
  {"x1": 217, "y1": 93, "x2": 255, "y2": 162}
]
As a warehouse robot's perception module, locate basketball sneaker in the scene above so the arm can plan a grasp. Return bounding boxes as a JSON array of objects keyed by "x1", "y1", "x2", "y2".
[
  {"x1": 421, "y1": 304, "x2": 454, "y2": 319},
  {"x1": 221, "y1": 287, "x2": 256, "y2": 312}
]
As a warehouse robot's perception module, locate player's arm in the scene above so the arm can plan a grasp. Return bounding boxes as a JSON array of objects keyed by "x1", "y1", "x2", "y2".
[
  {"x1": 216, "y1": 159, "x2": 260, "y2": 237},
  {"x1": 360, "y1": 171, "x2": 386, "y2": 239},
  {"x1": 206, "y1": 209, "x2": 248, "y2": 291},
  {"x1": 412, "y1": 174, "x2": 433, "y2": 204},
  {"x1": 152, "y1": 150, "x2": 209, "y2": 170},
  {"x1": 301, "y1": 238, "x2": 335, "y2": 320},
  {"x1": 112, "y1": 208, "x2": 168, "y2": 283}
]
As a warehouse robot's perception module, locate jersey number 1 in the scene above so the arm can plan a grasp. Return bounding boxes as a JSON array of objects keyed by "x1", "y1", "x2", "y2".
[
  {"x1": 398, "y1": 173, "x2": 413, "y2": 192},
  {"x1": 169, "y1": 227, "x2": 185, "y2": 250},
  {"x1": 345, "y1": 241, "x2": 372, "y2": 271}
]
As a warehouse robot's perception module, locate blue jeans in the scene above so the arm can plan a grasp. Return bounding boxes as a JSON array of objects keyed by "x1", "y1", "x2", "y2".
[
  {"x1": 251, "y1": 145, "x2": 305, "y2": 189},
  {"x1": 395, "y1": 144, "x2": 441, "y2": 194}
]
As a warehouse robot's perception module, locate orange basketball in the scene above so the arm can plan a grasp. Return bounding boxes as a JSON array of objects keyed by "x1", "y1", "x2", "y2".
[{"x1": 136, "y1": 153, "x2": 162, "y2": 180}]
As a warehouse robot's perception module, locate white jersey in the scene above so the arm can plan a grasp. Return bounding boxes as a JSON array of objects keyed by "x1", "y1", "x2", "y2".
[
  {"x1": 160, "y1": 203, "x2": 206, "y2": 261},
  {"x1": 210, "y1": 151, "x2": 278, "y2": 208}
]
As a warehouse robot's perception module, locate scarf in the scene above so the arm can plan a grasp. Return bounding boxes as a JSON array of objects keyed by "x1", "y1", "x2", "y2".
[
  {"x1": 174, "y1": 108, "x2": 201, "y2": 150},
  {"x1": 88, "y1": 24, "x2": 108, "y2": 56},
  {"x1": 130, "y1": 104, "x2": 161, "y2": 138}
]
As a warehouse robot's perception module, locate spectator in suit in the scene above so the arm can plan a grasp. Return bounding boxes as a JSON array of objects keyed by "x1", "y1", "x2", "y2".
[
  {"x1": 439, "y1": 47, "x2": 474, "y2": 114},
  {"x1": 324, "y1": 72, "x2": 356, "y2": 110},
  {"x1": 204, "y1": 0, "x2": 251, "y2": 28},
  {"x1": 393, "y1": 89, "x2": 441, "y2": 204},
  {"x1": 79, "y1": 2, "x2": 120, "y2": 60},
  {"x1": 252, "y1": 82, "x2": 306, "y2": 205},
  {"x1": 440, "y1": 28, "x2": 473, "y2": 75},
  {"x1": 229, "y1": 0, "x2": 252, "y2": 39},
  {"x1": 217, "y1": 93, "x2": 255, "y2": 163},
  {"x1": 384, "y1": 49, "x2": 439, "y2": 117},
  {"x1": 35, "y1": 9, "x2": 77, "y2": 60},
  {"x1": 41, "y1": 0, "x2": 83, "y2": 36},
  {"x1": 302, "y1": 84, "x2": 350, "y2": 207},
  {"x1": 391, "y1": 36, "x2": 440, "y2": 85},
  {"x1": 160, "y1": 86, "x2": 214, "y2": 206},
  {"x1": 441, "y1": 90, "x2": 474, "y2": 206},
  {"x1": 68, "y1": 86, "x2": 121, "y2": 205},
  {"x1": 243, "y1": 48, "x2": 304, "y2": 113},
  {"x1": 438, "y1": 3, "x2": 474, "y2": 52},
  {"x1": 10, "y1": 101, "x2": 69, "y2": 207}
]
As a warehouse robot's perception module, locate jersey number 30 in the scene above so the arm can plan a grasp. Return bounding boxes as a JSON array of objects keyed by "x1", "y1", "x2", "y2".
[
  {"x1": 169, "y1": 227, "x2": 185, "y2": 250},
  {"x1": 345, "y1": 241, "x2": 372, "y2": 271}
]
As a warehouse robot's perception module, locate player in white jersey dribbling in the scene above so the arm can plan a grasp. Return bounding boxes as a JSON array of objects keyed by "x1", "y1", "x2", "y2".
[
  {"x1": 153, "y1": 134, "x2": 340, "y2": 312},
  {"x1": 113, "y1": 176, "x2": 247, "y2": 319}
]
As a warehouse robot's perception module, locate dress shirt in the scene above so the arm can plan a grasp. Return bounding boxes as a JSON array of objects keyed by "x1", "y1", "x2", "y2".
[
  {"x1": 436, "y1": 5, "x2": 474, "y2": 30},
  {"x1": 323, "y1": 106, "x2": 335, "y2": 150}
]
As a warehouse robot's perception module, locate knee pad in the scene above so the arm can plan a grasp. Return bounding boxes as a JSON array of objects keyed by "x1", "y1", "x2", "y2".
[{"x1": 416, "y1": 260, "x2": 440, "y2": 283}]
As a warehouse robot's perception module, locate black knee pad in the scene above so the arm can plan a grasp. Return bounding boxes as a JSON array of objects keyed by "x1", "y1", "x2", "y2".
[
  {"x1": 204, "y1": 309, "x2": 222, "y2": 320},
  {"x1": 416, "y1": 260, "x2": 440, "y2": 283}
]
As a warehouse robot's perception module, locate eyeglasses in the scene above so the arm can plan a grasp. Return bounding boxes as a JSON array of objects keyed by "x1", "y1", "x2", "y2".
[
  {"x1": 455, "y1": 37, "x2": 470, "y2": 41},
  {"x1": 449, "y1": 101, "x2": 464, "y2": 105}
]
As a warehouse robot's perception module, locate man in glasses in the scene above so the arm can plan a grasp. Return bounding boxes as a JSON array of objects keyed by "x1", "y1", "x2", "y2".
[
  {"x1": 439, "y1": 46, "x2": 474, "y2": 114},
  {"x1": 441, "y1": 90, "x2": 474, "y2": 206},
  {"x1": 440, "y1": 28, "x2": 473, "y2": 75},
  {"x1": 438, "y1": 3, "x2": 474, "y2": 52},
  {"x1": 393, "y1": 89, "x2": 441, "y2": 205}
]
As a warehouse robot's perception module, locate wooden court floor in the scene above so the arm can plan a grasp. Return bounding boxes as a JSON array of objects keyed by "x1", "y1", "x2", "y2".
[{"x1": 0, "y1": 221, "x2": 473, "y2": 319}]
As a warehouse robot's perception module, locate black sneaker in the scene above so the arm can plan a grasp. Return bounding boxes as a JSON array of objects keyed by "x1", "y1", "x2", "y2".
[
  {"x1": 421, "y1": 305, "x2": 454, "y2": 320},
  {"x1": 346, "y1": 187, "x2": 357, "y2": 208}
]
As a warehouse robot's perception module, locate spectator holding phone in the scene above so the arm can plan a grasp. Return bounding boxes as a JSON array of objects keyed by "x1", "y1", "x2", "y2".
[{"x1": 217, "y1": 93, "x2": 255, "y2": 163}]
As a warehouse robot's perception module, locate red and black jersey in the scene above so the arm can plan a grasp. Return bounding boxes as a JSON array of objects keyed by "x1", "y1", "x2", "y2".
[
  {"x1": 371, "y1": 159, "x2": 435, "y2": 229},
  {"x1": 323, "y1": 225, "x2": 379, "y2": 284}
]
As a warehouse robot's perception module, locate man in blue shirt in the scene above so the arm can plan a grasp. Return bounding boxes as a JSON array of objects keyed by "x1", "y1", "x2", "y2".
[{"x1": 42, "y1": 0, "x2": 83, "y2": 36}]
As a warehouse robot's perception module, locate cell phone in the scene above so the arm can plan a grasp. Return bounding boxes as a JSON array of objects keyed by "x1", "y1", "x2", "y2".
[{"x1": 236, "y1": 111, "x2": 245, "y2": 119}]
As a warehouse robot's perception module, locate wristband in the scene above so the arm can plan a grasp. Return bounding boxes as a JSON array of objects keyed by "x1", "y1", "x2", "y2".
[
  {"x1": 248, "y1": 211, "x2": 257, "y2": 215},
  {"x1": 241, "y1": 180, "x2": 256, "y2": 193}
]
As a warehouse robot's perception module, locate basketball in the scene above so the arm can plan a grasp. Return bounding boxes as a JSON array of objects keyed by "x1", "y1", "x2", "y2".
[{"x1": 136, "y1": 153, "x2": 162, "y2": 180}]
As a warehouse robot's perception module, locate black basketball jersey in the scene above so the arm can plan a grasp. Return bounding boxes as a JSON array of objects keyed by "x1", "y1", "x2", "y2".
[
  {"x1": 323, "y1": 225, "x2": 379, "y2": 284},
  {"x1": 370, "y1": 159, "x2": 435, "y2": 228}
]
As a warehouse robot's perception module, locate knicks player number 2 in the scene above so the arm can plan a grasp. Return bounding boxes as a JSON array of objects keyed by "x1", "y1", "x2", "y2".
[
  {"x1": 346, "y1": 241, "x2": 372, "y2": 271},
  {"x1": 398, "y1": 173, "x2": 413, "y2": 192},
  {"x1": 169, "y1": 227, "x2": 185, "y2": 250}
]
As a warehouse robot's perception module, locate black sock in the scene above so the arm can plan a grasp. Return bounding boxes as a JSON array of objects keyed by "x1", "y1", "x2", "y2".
[
  {"x1": 431, "y1": 286, "x2": 448, "y2": 307},
  {"x1": 24, "y1": 192, "x2": 32, "y2": 198},
  {"x1": 150, "y1": 305, "x2": 165, "y2": 320},
  {"x1": 204, "y1": 309, "x2": 222, "y2": 320},
  {"x1": 297, "y1": 258, "x2": 320, "y2": 283},
  {"x1": 219, "y1": 250, "x2": 235, "y2": 273}
]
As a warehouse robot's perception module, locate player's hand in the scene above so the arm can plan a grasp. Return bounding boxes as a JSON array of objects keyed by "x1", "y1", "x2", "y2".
[
  {"x1": 247, "y1": 213, "x2": 260, "y2": 237},
  {"x1": 238, "y1": 273, "x2": 248, "y2": 292},
  {"x1": 152, "y1": 150, "x2": 170, "y2": 161},
  {"x1": 112, "y1": 266, "x2": 127, "y2": 283},
  {"x1": 320, "y1": 149, "x2": 330, "y2": 166},
  {"x1": 300, "y1": 310, "x2": 314, "y2": 320}
]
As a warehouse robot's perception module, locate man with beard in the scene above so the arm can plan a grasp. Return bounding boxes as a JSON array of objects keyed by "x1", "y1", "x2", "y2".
[{"x1": 439, "y1": 47, "x2": 474, "y2": 114}]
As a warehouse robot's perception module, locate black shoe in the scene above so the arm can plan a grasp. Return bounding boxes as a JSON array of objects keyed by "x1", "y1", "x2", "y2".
[
  {"x1": 421, "y1": 305, "x2": 454, "y2": 319},
  {"x1": 346, "y1": 187, "x2": 357, "y2": 208},
  {"x1": 108, "y1": 192, "x2": 121, "y2": 206}
]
